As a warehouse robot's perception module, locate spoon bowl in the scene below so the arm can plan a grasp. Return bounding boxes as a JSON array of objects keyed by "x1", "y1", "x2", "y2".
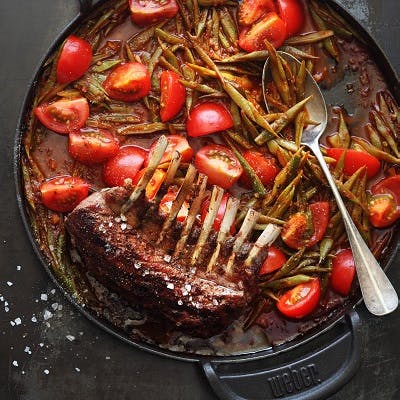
[{"x1": 262, "y1": 51, "x2": 398, "y2": 316}]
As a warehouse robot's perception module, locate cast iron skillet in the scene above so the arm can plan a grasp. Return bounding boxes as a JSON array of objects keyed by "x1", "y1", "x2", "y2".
[{"x1": 14, "y1": 1, "x2": 400, "y2": 399}]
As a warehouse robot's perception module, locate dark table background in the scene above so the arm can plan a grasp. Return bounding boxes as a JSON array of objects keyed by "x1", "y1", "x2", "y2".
[{"x1": 1, "y1": 1, "x2": 399, "y2": 399}]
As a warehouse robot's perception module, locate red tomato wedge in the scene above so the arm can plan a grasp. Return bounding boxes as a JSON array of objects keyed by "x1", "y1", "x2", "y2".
[
  {"x1": 238, "y1": 12, "x2": 287, "y2": 52},
  {"x1": 40, "y1": 176, "x2": 89, "y2": 213},
  {"x1": 368, "y1": 175, "x2": 400, "y2": 228},
  {"x1": 102, "y1": 145, "x2": 148, "y2": 187},
  {"x1": 238, "y1": 0, "x2": 277, "y2": 26},
  {"x1": 159, "y1": 187, "x2": 189, "y2": 223},
  {"x1": 259, "y1": 246, "x2": 287, "y2": 275},
  {"x1": 145, "y1": 135, "x2": 194, "y2": 167},
  {"x1": 34, "y1": 98, "x2": 89, "y2": 134},
  {"x1": 201, "y1": 193, "x2": 236, "y2": 234},
  {"x1": 195, "y1": 144, "x2": 243, "y2": 189},
  {"x1": 56, "y1": 35, "x2": 92, "y2": 84},
  {"x1": 68, "y1": 128, "x2": 119, "y2": 165},
  {"x1": 276, "y1": 0, "x2": 304, "y2": 37},
  {"x1": 282, "y1": 202, "x2": 330, "y2": 249},
  {"x1": 133, "y1": 168, "x2": 166, "y2": 200},
  {"x1": 102, "y1": 62, "x2": 151, "y2": 102},
  {"x1": 187, "y1": 102, "x2": 234, "y2": 137},
  {"x1": 330, "y1": 249, "x2": 356, "y2": 296},
  {"x1": 277, "y1": 278, "x2": 321, "y2": 319},
  {"x1": 160, "y1": 71, "x2": 186, "y2": 122},
  {"x1": 129, "y1": 0, "x2": 178, "y2": 26},
  {"x1": 240, "y1": 150, "x2": 280, "y2": 188},
  {"x1": 326, "y1": 148, "x2": 380, "y2": 179}
]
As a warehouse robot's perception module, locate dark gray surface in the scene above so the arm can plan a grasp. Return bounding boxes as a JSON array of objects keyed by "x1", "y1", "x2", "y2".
[{"x1": 1, "y1": 1, "x2": 399, "y2": 399}]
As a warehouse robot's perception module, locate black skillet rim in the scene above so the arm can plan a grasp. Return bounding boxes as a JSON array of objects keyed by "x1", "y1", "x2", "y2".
[{"x1": 13, "y1": 0, "x2": 400, "y2": 364}]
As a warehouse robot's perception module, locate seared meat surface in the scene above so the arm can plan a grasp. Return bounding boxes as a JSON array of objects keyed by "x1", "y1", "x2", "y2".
[{"x1": 66, "y1": 187, "x2": 260, "y2": 337}]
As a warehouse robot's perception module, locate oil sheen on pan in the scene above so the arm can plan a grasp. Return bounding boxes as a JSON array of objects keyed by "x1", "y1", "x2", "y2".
[{"x1": 19, "y1": 0, "x2": 400, "y2": 356}]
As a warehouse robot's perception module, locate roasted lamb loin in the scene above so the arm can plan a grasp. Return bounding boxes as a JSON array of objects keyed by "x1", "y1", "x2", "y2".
[{"x1": 65, "y1": 137, "x2": 281, "y2": 337}]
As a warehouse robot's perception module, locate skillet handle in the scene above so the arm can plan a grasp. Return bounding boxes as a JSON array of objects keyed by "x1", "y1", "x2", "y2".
[{"x1": 201, "y1": 311, "x2": 361, "y2": 400}]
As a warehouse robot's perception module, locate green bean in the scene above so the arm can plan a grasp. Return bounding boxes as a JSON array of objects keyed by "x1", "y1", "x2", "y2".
[
  {"x1": 211, "y1": 8, "x2": 220, "y2": 51},
  {"x1": 225, "y1": 137, "x2": 267, "y2": 195},
  {"x1": 295, "y1": 60, "x2": 307, "y2": 101},
  {"x1": 155, "y1": 28, "x2": 189, "y2": 45},
  {"x1": 176, "y1": 0, "x2": 192, "y2": 30},
  {"x1": 294, "y1": 110, "x2": 305, "y2": 148},
  {"x1": 117, "y1": 123, "x2": 184, "y2": 135},
  {"x1": 128, "y1": 23, "x2": 163, "y2": 50},
  {"x1": 196, "y1": 9, "x2": 208, "y2": 37},
  {"x1": 371, "y1": 110, "x2": 400, "y2": 157},
  {"x1": 179, "y1": 79, "x2": 222, "y2": 95},
  {"x1": 377, "y1": 91, "x2": 398, "y2": 137},
  {"x1": 219, "y1": 7, "x2": 238, "y2": 44},
  {"x1": 198, "y1": 0, "x2": 238, "y2": 5},
  {"x1": 351, "y1": 137, "x2": 400, "y2": 164},
  {"x1": 159, "y1": 56, "x2": 182, "y2": 76},
  {"x1": 319, "y1": 238, "x2": 334, "y2": 264},
  {"x1": 225, "y1": 130, "x2": 253, "y2": 150},
  {"x1": 262, "y1": 274, "x2": 314, "y2": 290},
  {"x1": 91, "y1": 59, "x2": 121, "y2": 73},
  {"x1": 280, "y1": 46, "x2": 320, "y2": 60},
  {"x1": 285, "y1": 30, "x2": 335, "y2": 46},
  {"x1": 269, "y1": 247, "x2": 307, "y2": 281}
]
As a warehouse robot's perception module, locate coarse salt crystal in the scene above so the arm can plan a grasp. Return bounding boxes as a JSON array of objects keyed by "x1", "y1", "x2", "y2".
[
  {"x1": 66, "y1": 335, "x2": 75, "y2": 342},
  {"x1": 177, "y1": 300, "x2": 183, "y2": 306},
  {"x1": 134, "y1": 261, "x2": 141, "y2": 269},
  {"x1": 7, "y1": 281, "x2": 13, "y2": 287},
  {"x1": 43, "y1": 310, "x2": 53, "y2": 320},
  {"x1": 108, "y1": 222, "x2": 113, "y2": 227},
  {"x1": 58, "y1": 304, "x2": 63, "y2": 311},
  {"x1": 14, "y1": 317, "x2": 22, "y2": 325},
  {"x1": 105, "y1": 356, "x2": 110, "y2": 360},
  {"x1": 163, "y1": 254, "x2": 172, "y2": 263},
  {"x1": 24, "y1": 346, "x2": 31, "y2": 355},
  {"x1": 120, "y1": 214, "x2": 127, "y2": 222},
  {"x1": 184, "y1": 284, "x2": 192, "y2": 292},
  {"x1": 40, "y1": 294, "x2": 48, "y2": 301},
  {"x1": 181, "y1": 289, "x2": 188, "y2": 296},
  {"x1": 120, "y1": 223, "x2": 127, "y2": 230},
  {"x1": 0, "y1": 296, "x2": 3, "y2": 301},
  {"x1": 44, "y1": 369, "x2": 49, "y2": 375},
  {"x1": 167, "y1": 283, "x2": 174, "y2": 290},
  {"x1": 10, "y1": 321, "x2": 15, "y2": 326},
  {"x1": 115, "y1": 217, "x2": 121, "y2": 223},
  {"x1": 50, "y1": 289, "x2": 56, "y2": 295},
  {"x1": 4, "y1": 301, "x2": 8, "y2": 306},
  {"x1": 31, "y1": 316, "x2": 37, "y2": 323},
  {"x1": 4, "y1": 307, "x2": 9, "y2": 313},
  {"x1": 212, "y1": 299, "x2": 219, "y2": 306},
  {"x1": 12, "y1": 361, "x2": 18, "y2": 367},
  {"x1": 16, "y1": 266, "x2": 22, "y2": 271},
  {"x1": 51, "y1": 303, "x2": 58, "y2": 310},
  {"x1": 75, "y1": 367, "x2": 81, "y2": 372}
]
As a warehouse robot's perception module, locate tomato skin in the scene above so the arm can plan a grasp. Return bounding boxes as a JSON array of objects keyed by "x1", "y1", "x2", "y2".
[
  {"x1": 240, "y1": 150, "x2": 280, "y2": 187},
  {"x1": 40, "y1": 176, "x2": 89, "y2": 213},
  {"x1": 368, "y1": 194, "x2": 399, "y2": 228},
  {"x1": 102, "y1": 62, "x2": 151, "y2": 102},
  {"x1": 238, "y1": 0, "x2": 277, "y2": 26},
  {"x1": 326, "y1": 148, "x2": 380, "y2": 179},
  {"x1": 160, "y1": 71, "x2": 186, "y2": 122},
  {"x1": 238, "y1": 12, "x2": 287, "y2": 52},
  {"x1": 187, "y1": 102, "x2": 234, "y2": 137},
  {"x1": 129, "y1": 0, "x2": 178, "y2": 26},
  {"x1": 102, "y1": 145, "x2": 148, "y2": 187},
  {"x1": 56, "y1": 35, "x2": 92, "y2": 84},
  {"x1": 277, "y1": 278, "x2": 321, "y2": 319},
  {"x1": 159, "y1": 187, "x2": 189, "y2": 223},
  {"x1": 68, "y1": 128, "x2": 119, "y2": 165},
  {"x1": 282, "y1": 202, "x2": 330, "y2": 249},
  {"x1": 34, "y1": 98, "x2": 89, "y2": 134},
  {"x1": 201, "y1": 193, "x2": 236, "y2": 234},
  {"x1": 144, "y1": 135, "x2": 194, "y2": 167},
  {"x1": 276, "y1": 0, "x2": 304, "y2": 37},
  {"x1": 133, "y1": 168, "x2": 166, "y2": 200},
  {"x1": 259, "y1": 246, "x2": 287, "y2": 275},
  {"x1": 330, "y1": 249, "x2": 356, "y2": 296},
  {"x1": 371, "y1": 175, "x2": 400, "y2": 203},
  {"x1": 195, "y1": 144, "x2": 243, "y2": 189}
]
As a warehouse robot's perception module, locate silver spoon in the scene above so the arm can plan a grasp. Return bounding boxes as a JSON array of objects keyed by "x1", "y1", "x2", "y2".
[{"x1": 262, "y1": 51, "x2": 398, "y2": 316}]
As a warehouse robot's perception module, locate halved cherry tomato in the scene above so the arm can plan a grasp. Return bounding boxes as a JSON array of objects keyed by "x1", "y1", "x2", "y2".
[
  {"x1": 34, "y1": 98, "x2": 89, "y2": 134},
  {"x1": 187, "y1": 102, "x2": 234, "y2": 137},
  {"x1": 282, "y1": 202, "x2": 330, "y2": 249},
  {"x1": 129, "y1": 0, "x2": 178, "y2": 26},
  {"x1": 238, "y1": 12, "x2": 287, "y2": 52},
  {"x1": 144, "y1": 135, "x2": 194, "y2": 167},
  {"x1": 102, "y1": 145, "x2": 148, "y2": 187},
  {"x1": 368, "y1": 175, "x2": 400, "y2": 228},
  {"x1": 201, "y1": 193, "x2": 236, "y2": 234},
  {"x1": 258, "y1": 246, "x2": 287, "y2": 275},
  {"x1": 368, "y1": 194, "x2": 400, "y2": 228},
  {"x1": 240, "y1": 150, "x2": 280, "y2": 188},
  {"x1": 40, "y1": 176, "x2": 89, "y2": 213},
  {"x1": 277, "y1": 278, "x2": 321, "y2": 319},
  {"x1": 102, "y1": 62, "x2": 151, "y2": 102},
  {"x1": 330, "y1": 249, "x2": 356, "y2": 296},
  {"x1": 68, "y1": 128, "x2": 119, "y2": 165},
  {"x1": 238, "y1": 0, "x2": 276, "y2": 26},
  {"x1": 195, "y1": 144, "x2": 243, "y2": 189},
  {"x1": 133, "y1": 168, "x2": 166, "y2": 200},
  {"x1": 159, "y1": 187, "x2": 189, "y2": 223},
  {"x1": 160, "y1": 71, "x2": 186, "y2": 122},
  {"x1": 325, "y1": 148, "x2": 380, "y2": 179},
  {"x1": 56, "y1": 35, "x2": 92, "y2": 84},
  {"x1": 276, "y1": 0, "x2": 304, "y2": 37}
]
